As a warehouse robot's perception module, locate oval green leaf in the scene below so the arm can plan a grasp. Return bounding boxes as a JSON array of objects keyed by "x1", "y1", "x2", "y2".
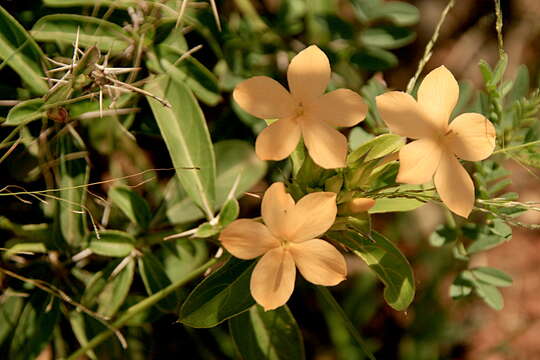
[
  {"x1": 229, "y1": 305, "x2": 305, "y2": 360},
  {"x1": 88, "y1": 230, "x2": 135, "y2": 257},
  {"x1": 330, "y1": 230, "x2": 415, "y2": 311},
  {"x1": 179, "y1": 257, "x2": 256, "y2": 328},
  {"x1": 109, "y1": 186, "x2": 151, "y2": 229}
]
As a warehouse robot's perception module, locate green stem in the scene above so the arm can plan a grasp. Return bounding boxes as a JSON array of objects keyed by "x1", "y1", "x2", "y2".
[
  {"x1": 65, "y1": 257, "x2": 219, "y2": 360},
  {"x1": 316, "y1": 286, "x2": 376, "y2": 360},
  {"x1": 491, "y1": 140, "x2": 540, "y2": 155}
]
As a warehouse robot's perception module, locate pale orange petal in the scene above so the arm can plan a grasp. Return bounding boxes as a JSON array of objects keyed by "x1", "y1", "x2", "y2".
[
  {"x1": 289, "y1": 192, "x2": 337, "y2": 243},
  {"x1": 301, "y1": 118, "x2": 347, "y2": 169},
  {"x1": 397, "y1": 138, "x2": 443, "y2": 184},
  {"x1": 250, "y1": 247, "x2": 296, "y2": 311},
  {"x1": 261, "y1": 182, "x2": 296, "y2": 239},
  {"x1": 289, "y1": 239, "x2": 346, "y2": 286},
  {"x1": 219, "y1": 219, "x2": 280, "y2": 260},
  {"x1": 348, "y1": 198, "x2": 376, "y2": 213},
  {"x1": 306, "y1": 89, "x2": 367, "y2": 127},
  {"x1": 376, "y1": 92, "x2": 439, "y2": 138},
  {"x1": 233, "y1": 76, "x2": 297, "y2": 119},
  {"x1": 434, "y1": 152, "x2": 475, "y2": 218},
  {"x1": 287, "y1": 45, "x2": 330, "y2": 104},
  {"x1": 417, "y1": 66, "x2": 459, "y2": 129},
  {"x1": 255, "y1": 117, "x2": 301, "y2": 161},
  {"x1": 446, "y1": 113, "x2": 496, "y2": 161}
]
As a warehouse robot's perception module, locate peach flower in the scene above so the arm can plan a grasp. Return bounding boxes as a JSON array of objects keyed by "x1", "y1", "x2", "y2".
[
  {"x1": 219, "y1": 182, "x2": 347, "y2": 310},
  {"x1": 376, "y1": 66, "x2": 495, "y2": 217},
  {"x1": 233, "y1": 45, "x2": 367, "y2": 169},
  {"x1": 376, "y1": 66, "x2": 496, "y2": 217}
]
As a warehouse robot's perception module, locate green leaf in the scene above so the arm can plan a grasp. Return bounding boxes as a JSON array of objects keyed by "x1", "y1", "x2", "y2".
[
  {"x1": 179, "y1": 257, "x2": 256, "y2": 328},
  {"x1": 138, "y1": 252, "x2": 178, "y2": 312},
  {"x1": 377, "y1": 1, "x2": 420, "y2": 26},
  {"x1": 166, "y1": 140, "x2": 266, "y2": 224},
  {"x1": 57, "y1": 134, "x2": 89, "y2": 246},
  {"x1": 157, "y1": 239, "x2": 209, "y2": 281},
  {"x1": 471, "y1": 267, "x2": 512, "y2": 287},
  {"x1": 9, "y1": 292, "x2": 60, "y2": 360},
  {"x1": 4, "y1": 98, "x2": 45, "y2": 126},
  {"x1": 194, "y1": 222, "x2": 220, "y2": 238},
  {"x1": 0, "y1": 295, "x2": 23, "y2": 347},
  {"x1": 450, "y1": 273, "x2": 473, "y2": 300},
  {"x1": 360, "y1": 26, "x2": 415, "y2": 50},
  {"x1": 368, "y1": 197, "x2": 424, "y2": 213},
  {"x1": 348, "y1": 134, "x2": 404, "y2": 164},
  {"x1": 88, "y1": 230, "x2": 135, "y2": 257},
  {"x1": 429, "y1": 224, "x2": 458, "y2": 247},
  {"x1": 68, "y1": 312, "x2": 97, "y2": 360},
  {"x1": 351, "y1": 47, "x2": 398, "y2": 71},
  {"x1": 508, "y1": 65, "x2": 529, "y2": 103},
  {"x1": 330, "y1": 230, "x2": 415, "y2": 310},
  {"x1": 475, "y1": 282, "x2": 504, "y2": 310},
  {"x1": 31, "y1": 14, "x2": 131, "y2": 55},
  {"x1": 219, "y1": 198, "x2": 240, "y2": 227},
  {"x1": 229, "y1": 305, "x2": 305, "y2": 360},
  {"x1": 0, "y1": 6, "x2": 48, "y2": 94},
  {"x1": 145, "y1": 75, "x2": 216, "y2": 220},
  {"x1": 109, "y1": 186, "x2": 152, "y2": 230},
  {"x1": 97, "y1": 257, "x2": 135, "y2": 317}
]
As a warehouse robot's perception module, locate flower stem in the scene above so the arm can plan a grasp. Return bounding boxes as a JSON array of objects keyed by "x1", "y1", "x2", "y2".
[
  {"x1": 65, "y1": 257, "x2": 219, "y2": 360},
  {"x1": 491, "y1": 140, "x2": 540, "y2": 155},
  {"x1": 316, "y1": 286, "x2": 376, "y2": 360}
]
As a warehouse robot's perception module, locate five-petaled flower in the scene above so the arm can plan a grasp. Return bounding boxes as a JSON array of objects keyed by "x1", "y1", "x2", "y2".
[
  {"x1": 233, "y1": 45, "x2": 368, "y2": 169},
  {"x1": 376, "y1": 66, "x2": 496, "y2": 217},
  {"x1": 219, "y1": 182, "x2": 347, "y2": 311}
]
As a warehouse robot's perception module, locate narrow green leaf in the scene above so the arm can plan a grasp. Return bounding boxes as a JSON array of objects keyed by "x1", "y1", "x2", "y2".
[
  {"x1": 377, "y1": 1, "x2": 420, "y2": 26},
  {"x1": 5, "y1": 98, "x2": 45, "y2": 126},
  {"x1": 138, "y1": 252, "x2": 178, "y2": 312},
  {"x1": 9, "y1": 292, "x2": 60, "y2": 360},
  {"x1": 31, "y1": 14, "x2": 131, "y2": 55},
  {"x1": 68, "y1": 312, "x2": 97, "y2": 360},
  {"x1": 229, "y1": 305, "x2": 305, "y2": 360},
  {"x1": 471, "y1": 267, "x2": 512, "y2": 287},
  {"x1": 157, "y1": 239, "x2": 209, "y2": 281},
  {"x1": 87, "y1": 230, "x2": 135, "y2": 257},
  {"x1": 145, "y1": 75, "x2": 216, "y2": 220},
  {"x1": 429, "y1": 224, "x2": 458, "y2": 247},
  {"x1": 360, "y1": 26, "x2": 415, "y2": 49},
  {"x1": 0, "y1": 6, "x2": 48, "y2": 94},
  {"x1": 179, "y1": 257, "x2": 256, "y2": 328},
  {"x1": 57, "y1": 134, "x2": 89, "y2": 246},
  {"x1": 44, "y1": 0, "x2": 138, "y2": 9},
  {"x1": 330, "y1": 230, "x2": 415, "y2": 310},
  {"x1": 348, "y1": 134, "x2": 404, "y2": 164},
  {"x1": 109, "y1": 186, "x2": 151, "y2": 230},
  {"x1": 97, "y1": 257, "x2": 135, "y2": 317},
  {"x1": 475, "y1": 282, "x2": 504, "y2": 310}
]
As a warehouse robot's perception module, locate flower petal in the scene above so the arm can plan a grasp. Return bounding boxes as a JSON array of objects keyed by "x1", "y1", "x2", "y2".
[
  {"x1": 219, "y1": 219, "x2": 280, "y2": 260},
  {"x1": 397, "y1": 138, "x2": 443, "y2": 184},
  {"x1": 233, "y1": 76, "x2": 297, "y2": 119},
  {"x1": 261, "y1": 182, "x2": 296, "y2": 239},
  {"x1": 289, "y1": 239, "x2": 346, "y2": 286},
  {"x1": 446, "y1": 113, "x2": 496, "y2": 161},
  {"x1": 376, "y1": 91, "x2": 439, "y2": 138},
  {"x1": 250, "y1": 247, "x2": 296, "y2": 311},
  {"x1": 434, "y1": 152, "x2": 475, "y2": 218},
  {"x1": 417, "y1": 66, "x2": 459, "y2": 129},
  {"x1": 255, "y1": 117, "x2": 301, "y2": 161},
  {"x1": 306, "y1": 89, "x2": 368, "y2": 127},
  {"x1": 289, "y1": 192, "x2": 337, "y2": 242},
  {"x1": 287, "y1": 45, "x2": 331, "y2": 104},
  {"x1": 301, "y1": 118, "x2": 347, "y2": 169}
]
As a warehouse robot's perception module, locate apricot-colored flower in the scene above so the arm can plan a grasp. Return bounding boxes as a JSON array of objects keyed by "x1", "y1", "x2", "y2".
[
  {"x1": 219, "y1": 182, "x2": 347, "y2": 310},
  {"x1": 233, "y1": 45, "x2": 367, "y2": 169},
  {"x1": 376, "y1": 66, "x2": 496, "y2": 218}
]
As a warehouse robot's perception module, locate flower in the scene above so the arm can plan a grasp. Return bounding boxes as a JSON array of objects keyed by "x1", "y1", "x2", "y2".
[
  {"x1": 219, "y1": 182, "x2": 347, "y2": 310},
  {"x1": 233, "y1": 45, "x2": 368, "y2": 169},
  {"x1": 376, "y1": 66, "x2": 496, "y2": 218}
]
